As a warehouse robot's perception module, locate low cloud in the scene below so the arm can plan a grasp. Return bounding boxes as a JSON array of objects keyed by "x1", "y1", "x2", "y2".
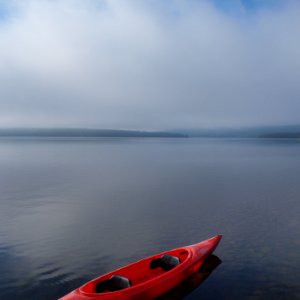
[{"x1": 0, "y1": 0, "x2": 299, "y2": 129}]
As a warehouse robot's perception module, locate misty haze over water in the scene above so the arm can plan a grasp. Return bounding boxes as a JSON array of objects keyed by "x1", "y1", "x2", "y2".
[
  {"x1": 1, "y1": 0, "x2": 300, "y2": 129},
  {"x1": 1, "y1": 0, "x2": 300, "y2": 299}
]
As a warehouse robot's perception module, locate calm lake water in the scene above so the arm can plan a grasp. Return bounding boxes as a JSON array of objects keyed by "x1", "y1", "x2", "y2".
[{"x1": 0, "y1": 138, "x2": 300, "y2": 300}]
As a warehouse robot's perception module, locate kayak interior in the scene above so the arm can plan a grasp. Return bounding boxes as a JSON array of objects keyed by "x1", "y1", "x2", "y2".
[{"x1": 81, "y1": 248, "x2": 190, "y2": 294}]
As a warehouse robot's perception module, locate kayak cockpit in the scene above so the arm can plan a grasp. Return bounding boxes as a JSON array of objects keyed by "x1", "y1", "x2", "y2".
[
  {"x1": 80, "y1": 248, "x2": 190, "y2": 294},
  {"x1": 95, "y1": 275, "x2": 132, "y2": 293}
]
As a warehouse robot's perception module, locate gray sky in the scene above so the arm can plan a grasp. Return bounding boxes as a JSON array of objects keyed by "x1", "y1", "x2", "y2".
[{"x1": 0, "y1": 0, "x2": 299, "y2": 130}]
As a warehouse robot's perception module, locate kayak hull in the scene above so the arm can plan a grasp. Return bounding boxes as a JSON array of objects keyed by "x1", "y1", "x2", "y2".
[{"x1": 60, "y1": 235, "x2": 222, "y2": 300}]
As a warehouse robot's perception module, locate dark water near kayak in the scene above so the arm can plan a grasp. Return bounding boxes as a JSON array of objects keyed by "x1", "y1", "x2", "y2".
[{"x1": 0, "y1": 138, "x2": 300, "y2": 300}]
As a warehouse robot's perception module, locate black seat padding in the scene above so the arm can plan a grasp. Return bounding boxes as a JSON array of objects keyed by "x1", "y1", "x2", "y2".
[
  {"x1": 150, "y1": 254, "x2": 180, "y2": 271},
  {"x1": 95, "y1": 275, "x2": 131, "y2": 293}
]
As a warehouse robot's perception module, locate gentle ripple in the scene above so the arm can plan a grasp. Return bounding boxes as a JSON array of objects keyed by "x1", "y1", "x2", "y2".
[{"x1": 0, "y1": 138, "x2": 300, "y2": 299}]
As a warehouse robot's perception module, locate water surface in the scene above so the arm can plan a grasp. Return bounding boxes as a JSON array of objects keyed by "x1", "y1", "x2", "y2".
[{"x1": 0, "y1": 138, "x2": 299, "y2": 299}]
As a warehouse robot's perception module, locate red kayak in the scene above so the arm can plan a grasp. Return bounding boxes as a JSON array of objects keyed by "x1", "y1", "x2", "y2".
[{"x1": 60, "y1": 235, "x2": 222, "y2": 300}]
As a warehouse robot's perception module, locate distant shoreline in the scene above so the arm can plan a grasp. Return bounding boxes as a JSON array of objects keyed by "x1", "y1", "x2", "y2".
[
  {"x1": 0, "y1": 127, "x2": 299, "y2": 139},
  {"x1": 0, "y1": 128, "x2": 187, "y2": 138}
]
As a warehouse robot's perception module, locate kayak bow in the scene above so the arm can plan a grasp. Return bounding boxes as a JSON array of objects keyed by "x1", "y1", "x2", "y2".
[{"x1": 60, "y1": 235, "x2": 222, "y2": 300}]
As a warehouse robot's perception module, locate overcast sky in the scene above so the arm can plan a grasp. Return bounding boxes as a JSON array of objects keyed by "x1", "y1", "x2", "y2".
[{"x1": 0, "y1": 0, "x2": 299, "y2": 130}]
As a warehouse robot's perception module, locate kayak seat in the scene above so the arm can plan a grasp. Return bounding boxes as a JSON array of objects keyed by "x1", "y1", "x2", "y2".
[
  {"x1": 150, "y1": 254, "x2": 180, "y2": 271},
  {"x1": 95, "y1": 275, "x2": 131, "y2": 293}
]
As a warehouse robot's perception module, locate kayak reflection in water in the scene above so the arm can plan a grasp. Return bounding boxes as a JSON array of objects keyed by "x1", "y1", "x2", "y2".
[{"x1": 158, "y1": 255, "x2": 222, "y2": 300}]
